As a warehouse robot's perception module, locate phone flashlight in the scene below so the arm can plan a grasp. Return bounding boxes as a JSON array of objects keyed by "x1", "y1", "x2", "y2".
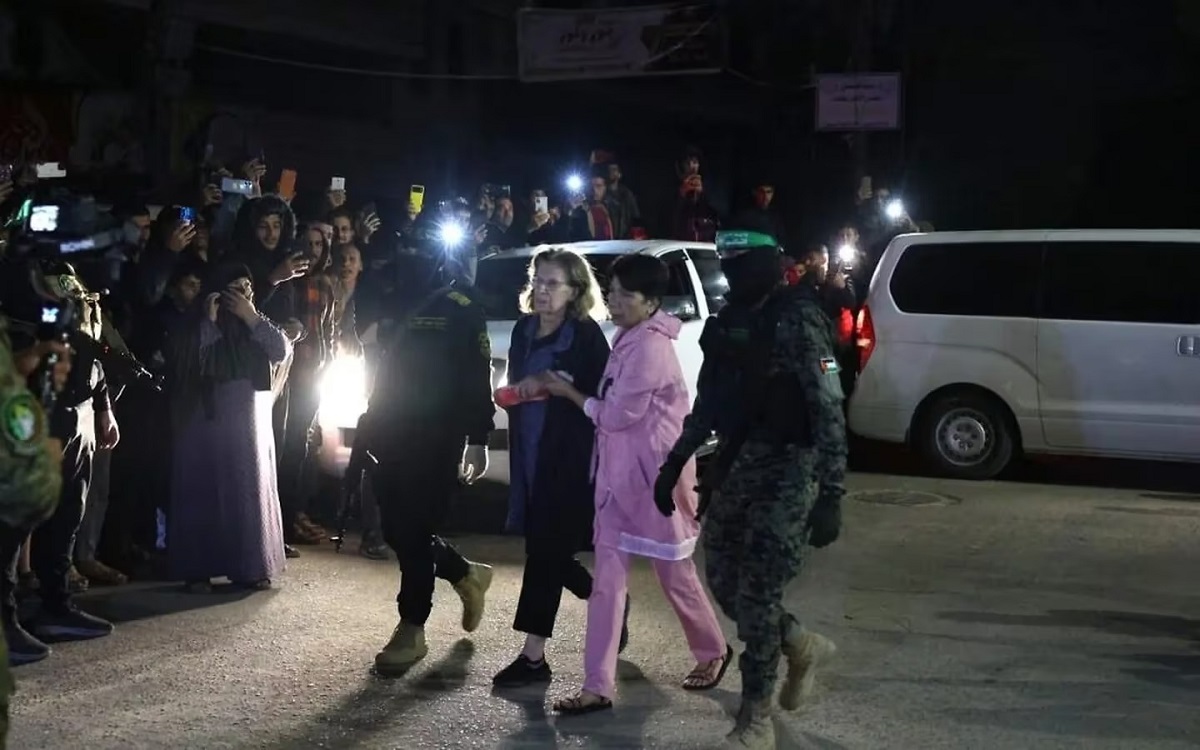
[
  {"x1": 836, "y1": 244, "x2": 857, "y2": 266},
  {"x1": 439, "y1": 222, "x2": 466, "y2": 246},
  {"x1": 565, "y1": 174, "x2": 583, "y2": 193},
  {"x1": 884, "y1": 199, "x2": 905, "y2": 221}
]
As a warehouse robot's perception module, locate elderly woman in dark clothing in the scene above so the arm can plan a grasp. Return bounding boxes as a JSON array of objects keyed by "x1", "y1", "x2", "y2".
[
  {"x1": 492, "y1": 248, "x2": 619, "y2": 688},
  {"x1": 166, "y1": 262, "x2": 291, "y2": 591}
]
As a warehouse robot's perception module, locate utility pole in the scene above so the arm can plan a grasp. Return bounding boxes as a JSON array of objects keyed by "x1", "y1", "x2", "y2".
[{"x1": 145, "y1": 0, "x2": 195, "y2": 185}]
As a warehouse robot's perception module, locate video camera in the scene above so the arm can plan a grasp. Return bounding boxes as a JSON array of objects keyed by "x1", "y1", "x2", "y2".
[
  {"x1": 2, "y1": 180, "x2": 160, "y2": 404},
  {"x1": 5, "y1": 180, "x2": 125, "y2": 260}
]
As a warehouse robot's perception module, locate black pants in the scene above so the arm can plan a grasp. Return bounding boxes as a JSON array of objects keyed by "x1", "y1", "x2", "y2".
[
  {"x1": 278, "y1": 366, "x2": 321, "y2": 529},
  {"x1": 1, "y1": 429, "x2": 92, "y2": 616},
  {"x1": 514, "y1": 550, "x2": 592, "y2": 639},
  {"x1": 371, "y1": 436, "x2": 470, "y2": 627}
]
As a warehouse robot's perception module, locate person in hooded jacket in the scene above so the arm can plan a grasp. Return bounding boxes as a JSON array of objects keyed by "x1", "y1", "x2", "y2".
[
  {"x1": 539, "y1": 254, "x2": 730, "y2": 715},
  {"x1": 228, "y1": 196, "x2": 309, "y2": 556},
  {"x1": 228, "y1": 196, "x2": 308, "y2": 316}
]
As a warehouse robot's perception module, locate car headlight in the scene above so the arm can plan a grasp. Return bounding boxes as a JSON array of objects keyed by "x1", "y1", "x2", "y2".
[{"x1": 318, "y1": 356, "x2": 369, "y2": 428}]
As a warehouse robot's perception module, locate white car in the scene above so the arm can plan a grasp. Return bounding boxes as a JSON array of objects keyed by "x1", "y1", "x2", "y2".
[
  {"x1": 315, "y1": 239, "x2": 725, "y2": 477},
  {"x1": 849, "y1": 229, "x2": 1200, "y2": 479},
  {"x1": 475, "y1": 239, "x2": 725, "y2": 451}
]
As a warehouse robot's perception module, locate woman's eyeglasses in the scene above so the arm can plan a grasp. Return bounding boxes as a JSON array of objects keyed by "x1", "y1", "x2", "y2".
[{"x1": 531, "y1": 278, "x2": 570, "y2": 292}]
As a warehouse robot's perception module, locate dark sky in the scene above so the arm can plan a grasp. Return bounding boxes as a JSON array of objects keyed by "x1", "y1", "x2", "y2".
[{"x1": 31, "y1": 0, "x2": 1200, "y2": 236}]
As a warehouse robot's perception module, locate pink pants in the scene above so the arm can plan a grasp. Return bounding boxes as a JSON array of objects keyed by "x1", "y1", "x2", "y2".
[{"x1": 582, "y1": 543, "x2": 727, "y2": 699}]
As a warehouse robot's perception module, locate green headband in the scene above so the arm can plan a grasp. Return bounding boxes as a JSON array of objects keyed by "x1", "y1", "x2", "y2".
[{"x1": 715, "y1": 229, "x2": 778, "y2": 257}]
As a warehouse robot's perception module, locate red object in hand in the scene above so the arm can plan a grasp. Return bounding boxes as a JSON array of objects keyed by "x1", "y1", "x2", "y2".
[{"x1": 494, "y1": 384, "x2": 548, "y2": 409}]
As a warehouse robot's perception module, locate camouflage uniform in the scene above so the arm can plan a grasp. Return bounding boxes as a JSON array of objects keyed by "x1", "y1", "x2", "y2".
[
  {"x1": 0, "y1": 316, "x2": 64, "y2": 750},
  {"x1": 668, "y1": 280, "x2": 847, "y2": 746}
]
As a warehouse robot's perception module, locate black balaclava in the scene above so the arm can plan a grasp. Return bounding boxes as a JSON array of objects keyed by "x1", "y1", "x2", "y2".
[{"x1": 721, "y1": 246, "x2": 781, "y2": 306}]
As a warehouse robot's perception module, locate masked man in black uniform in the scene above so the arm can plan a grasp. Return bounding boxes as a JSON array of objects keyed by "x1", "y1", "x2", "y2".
[{"x1": 346, "y1": 218, "x2": 495, "y2": 676}]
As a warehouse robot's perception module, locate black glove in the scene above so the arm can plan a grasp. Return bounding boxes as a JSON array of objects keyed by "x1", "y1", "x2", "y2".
[
  {"x1": 653, "y1": 455, "x2": 686, "y2": 517},
  {"x1": 806, "y1": 496, "x2": 842, "y2": 548}
]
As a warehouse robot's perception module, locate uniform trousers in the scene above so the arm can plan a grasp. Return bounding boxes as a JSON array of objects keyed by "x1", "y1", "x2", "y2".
[
  {"x1": 1, "y1": 418, "x2": 93, "y2": 615},
  {"x1": 702, "y1": 444, "x2": 818, "y2": 703},
  {"x1": 370, "y1": 434, "x2": 470, "y2": 626}
]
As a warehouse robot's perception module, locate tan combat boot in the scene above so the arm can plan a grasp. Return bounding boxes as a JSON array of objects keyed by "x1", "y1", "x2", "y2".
[
  {"x1": 720, "y1": 701, "x2": 775, "y2": 750},
  {"x1": 779, "y1": 626, "x2": 837, "y2": 711},
  {"x1": 452, "y1": 562, "x2": 494, "y2": 633},
  {"x1": 374, "y1": 622, "x2": 428, "y2": 676}
]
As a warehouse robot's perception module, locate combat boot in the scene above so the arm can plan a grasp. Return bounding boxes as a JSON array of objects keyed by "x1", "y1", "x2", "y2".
[
  {"x1": 452, "y1": 562, "x2": 493, "y2": 633},
  {"x1": 374, "y1": 622, "x2": 428, "y2": 676},
  {"x1": 720, "y1": 701, "x2": 775, "y2": 749},
  {"x1": 779, "y1": 626, "x2": 837, "y2": 710}
]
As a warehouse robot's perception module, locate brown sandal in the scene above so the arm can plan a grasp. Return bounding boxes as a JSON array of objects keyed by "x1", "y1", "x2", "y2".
[
  {"x1": 552, "y1": 692, "x2": 613, "y2": 715},
  {"x1": 682, "y1": 644, "x2": 734, "y2": 691}
]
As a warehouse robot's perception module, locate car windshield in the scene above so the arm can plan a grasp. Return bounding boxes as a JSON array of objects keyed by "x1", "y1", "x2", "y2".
[{"x1": 474, "y1": 253, "x2": 622, "y2": 320}]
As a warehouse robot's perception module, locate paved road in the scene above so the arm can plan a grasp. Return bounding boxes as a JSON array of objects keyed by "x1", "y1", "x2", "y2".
[{"x1": 8, "y1": 452, "x2": 1200, "y2": 749}]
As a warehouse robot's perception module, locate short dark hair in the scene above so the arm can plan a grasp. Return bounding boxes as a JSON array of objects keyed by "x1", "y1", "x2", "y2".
[{"x1": 610, "y1": 254, "x2": 669, "y2": 302}]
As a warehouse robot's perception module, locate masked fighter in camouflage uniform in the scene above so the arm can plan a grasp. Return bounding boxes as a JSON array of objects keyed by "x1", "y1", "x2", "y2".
[
  {"x1": 0, "y1": 316, "x2": 70, "y2": 749},
  {"x1": 654, "y1": 230, "x2": 847, "y2": 749}
]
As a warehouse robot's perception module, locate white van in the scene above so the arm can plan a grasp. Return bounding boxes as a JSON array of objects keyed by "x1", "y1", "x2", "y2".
[{"x1": 849, "y1": 230, "x2": 1200, "y2": 479}]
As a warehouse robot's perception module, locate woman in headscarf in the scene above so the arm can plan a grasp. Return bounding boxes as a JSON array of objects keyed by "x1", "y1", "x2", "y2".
[{"x1": 167, "y1": 261, "x2": 291, "y2": 591}]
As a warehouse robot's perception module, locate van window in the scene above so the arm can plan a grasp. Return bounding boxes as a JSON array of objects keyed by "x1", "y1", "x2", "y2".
[
  {"x1": 889, "y1": 242, "x2": 1041, "y2": 317},
  {"x1": 661, "y1": 249, "x2": 701, "y2": 320},
  {"x1": 1041, "y1": 241, "x2": 1200, "y2": 324},
  {"x1": 687, "y1": 248, "x2": 729, "y2": 314}
]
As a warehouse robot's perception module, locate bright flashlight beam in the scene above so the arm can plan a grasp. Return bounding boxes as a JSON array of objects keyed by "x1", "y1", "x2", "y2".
[
  {"x1": 439, "y1": 222, "x2": 465, "y2": 245},
  {"x1": 837, "y1": 244, "x2": 856, "y2": 264},
  {"x1": 565, "y1": 174, "x2": 583, "y2": 193},
  {"x1": 885, "y1": 199, "x2": 905, "y2": 220}
]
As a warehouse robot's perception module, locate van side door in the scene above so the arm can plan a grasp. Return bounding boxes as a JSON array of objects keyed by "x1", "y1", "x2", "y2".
[{"x1": 1036, "y1": 239, "x2": 1200, "y2": 457}]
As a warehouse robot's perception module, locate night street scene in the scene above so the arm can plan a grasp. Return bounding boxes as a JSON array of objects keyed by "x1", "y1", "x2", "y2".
[{"x1": 0, "y1": 1, "x2": 1197, "y2": 749}]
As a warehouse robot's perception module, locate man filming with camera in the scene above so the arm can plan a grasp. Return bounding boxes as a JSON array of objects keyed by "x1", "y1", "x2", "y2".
[{"x1": 0, "y1": 177, "x2": 122, "y2": 666}]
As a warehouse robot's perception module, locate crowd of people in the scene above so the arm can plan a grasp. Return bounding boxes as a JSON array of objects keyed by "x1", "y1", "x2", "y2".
[{"x1": 0, "y1": 143, "x2": 917, "y2": 749}]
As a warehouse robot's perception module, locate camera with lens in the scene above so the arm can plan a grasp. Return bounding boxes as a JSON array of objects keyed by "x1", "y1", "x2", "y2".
[
  {"x1": 2, "y1": 181, "x2": 160, "y2": 402},
  {"x1": 5, "y1": 181, "x2": 126, "y2": 260}
]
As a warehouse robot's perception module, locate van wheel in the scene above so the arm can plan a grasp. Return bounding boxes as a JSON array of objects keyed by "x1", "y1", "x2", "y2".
[{"x1": 917, "y1": 392, "x2": 1015, "y2": 480}]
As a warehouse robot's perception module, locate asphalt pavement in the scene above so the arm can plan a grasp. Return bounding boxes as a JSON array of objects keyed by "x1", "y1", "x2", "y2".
[{"x1": 7, "y1": 448, "x2": 1199, "y2": 750}]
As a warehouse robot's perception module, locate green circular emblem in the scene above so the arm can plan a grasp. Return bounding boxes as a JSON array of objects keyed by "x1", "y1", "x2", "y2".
[{"x1": 2, "y1": 393, "x2": 43, "y2": 457}]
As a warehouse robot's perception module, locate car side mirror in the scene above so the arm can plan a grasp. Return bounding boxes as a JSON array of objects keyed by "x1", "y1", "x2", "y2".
[{"x1": 662, "y1": 297, "x2": 698, "y2": 321}]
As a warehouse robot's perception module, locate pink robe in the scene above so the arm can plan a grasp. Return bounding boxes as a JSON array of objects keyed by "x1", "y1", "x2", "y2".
[{"x1": 585, "y1": 310, "x2": 700, "y2": 560}]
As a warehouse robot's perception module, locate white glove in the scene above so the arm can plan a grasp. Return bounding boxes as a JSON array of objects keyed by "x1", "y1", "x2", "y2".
[{"x1": 460, "y1": 444, "x2": 489, "y2": 485}]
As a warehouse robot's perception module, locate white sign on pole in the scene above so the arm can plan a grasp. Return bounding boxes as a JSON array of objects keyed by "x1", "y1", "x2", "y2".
[
  {"x1": 517, "y1": 5, "x2": 723, "y2": 83},
  {"x1": 815, "y1": 73, "x2": 902, "y2": 131}
]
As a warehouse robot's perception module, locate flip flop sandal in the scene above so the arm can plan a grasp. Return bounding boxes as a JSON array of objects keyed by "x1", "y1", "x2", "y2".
[
  {"x1": 552, "y1": 694, "x2": 613, "y2": 716},
  {"x1": 682, "y1": 643, "x2": 734, "y2": 691}
]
